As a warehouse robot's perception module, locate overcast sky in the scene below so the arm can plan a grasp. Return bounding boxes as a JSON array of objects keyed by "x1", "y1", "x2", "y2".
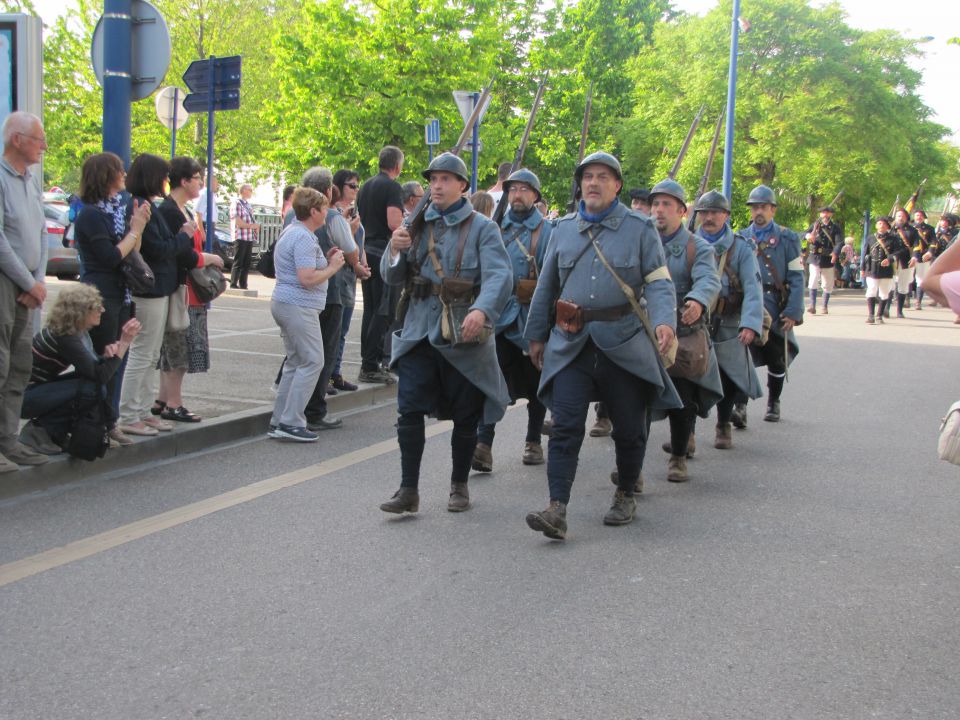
[{"x1": 32, "y1": 0, "x2": 960, "y2": 143}]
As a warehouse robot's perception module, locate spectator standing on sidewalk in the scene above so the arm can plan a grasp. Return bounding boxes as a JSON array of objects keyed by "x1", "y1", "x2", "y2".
[
  {"x1": 400, "y1": 181, "x2": 424, "y2": 217},
  {"x1": 195, "y1": 174, "x2": 219, "y2": 239},
  {"x1": 230, "y1": 183, "x2": 260, "y2": 290},
  {"x1": 330, "y1": 169, "x2": 371, "y2": 392},
  {"x1": 0, "y1": 111, "x2": 50, "y2": 471},
  {"x1": 269, "y1": 188, "x2": 344, "y2": 441},
  {"x1": 356, "y1": 145, "x2": 404, "y2": 384}
]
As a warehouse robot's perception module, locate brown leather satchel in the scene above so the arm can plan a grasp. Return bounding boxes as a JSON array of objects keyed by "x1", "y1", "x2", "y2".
[{"x1": 668, "y1": 323, "x2": 710, "y2": 379}]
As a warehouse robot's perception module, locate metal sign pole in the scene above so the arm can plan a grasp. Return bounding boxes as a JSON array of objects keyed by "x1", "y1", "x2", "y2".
[
  {"x1": 721, "y1": 0, "x2": 741, "y2": 201},
  {"x1": 102, "y1": 0, "x2": 132, "y2": 167},
  {"x1": 205, "y1": 56, "x2": 216, "y2": 253},
  {"x1": 170, "y1": 87, "x2": 178, "y2": 159}
]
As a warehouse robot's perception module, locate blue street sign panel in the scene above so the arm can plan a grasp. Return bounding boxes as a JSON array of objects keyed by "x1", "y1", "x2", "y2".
[
  {"x1": 182, "y1": 89, "x2": 240, "y2": 113},
  {"x1": 182, "y1": 55, "x2": 242, "y2": 93},
  {"x1": 425, "y1": 118, "x2": 440, "y2": 146}
]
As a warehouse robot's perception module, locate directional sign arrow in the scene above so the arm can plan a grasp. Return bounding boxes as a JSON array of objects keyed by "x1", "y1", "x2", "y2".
[
  {"x1": 183, "y1": 89, "x2": 241, "y2": 113},
  {"x1": 182, "y1": 55, "x2": 242, "y2": 93}
]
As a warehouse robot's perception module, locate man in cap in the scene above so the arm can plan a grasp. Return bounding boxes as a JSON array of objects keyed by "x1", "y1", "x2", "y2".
[
  {"x1": 861, "y1": 216, "x2": 909, "y2": 324},
  {"x1": 472, "y1": 169, "x2": 553, "y2": 472},
  {"x1": 891, "y1": 208, "x2": 920, "y2": 318},
  {"x1": 378, "y1": 153, "x2": 512, "y2": 515},
  {"x1": 629, "y1": 188, "x2": 651, "y2": 215},
  {"x1": 648, "y1": 179, "x2": 721, "y2": 481},
  {"x1": 523, "y1": 152, "x2": 680, "y2": 539},
  {"x1": 737, "y1": 184, "x2": 803, "y2": 423},
  {"x1": 692, "y1": 191, "x2": 764, "y2": 449},
  {"x1": 911, "y1": 209, "x2": 936, "y2": 309},
  {"x1": 805, "y1": 205, "x2": 844, "y2": 315}
]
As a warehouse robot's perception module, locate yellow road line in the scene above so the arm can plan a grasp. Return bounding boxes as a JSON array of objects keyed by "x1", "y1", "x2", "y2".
[{"x1": 0, "y1": 421, "x2": 453, "y2": 588}]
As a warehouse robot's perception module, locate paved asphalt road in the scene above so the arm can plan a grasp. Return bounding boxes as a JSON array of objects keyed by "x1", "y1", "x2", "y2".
[{"x1": 1, "y1": 290, "x2": 958, "y2": 719}]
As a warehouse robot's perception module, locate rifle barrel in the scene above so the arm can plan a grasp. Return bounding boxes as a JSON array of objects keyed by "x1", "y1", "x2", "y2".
[
  {"x1": 492, "y1": 77, "x2": 548, "y2": 224},
  {"x1": 667, "y1": 105, "x2": 705, "y2": 180},
  {"x1": 568, "y1": 81, "x2": 594, "y2": 212}
]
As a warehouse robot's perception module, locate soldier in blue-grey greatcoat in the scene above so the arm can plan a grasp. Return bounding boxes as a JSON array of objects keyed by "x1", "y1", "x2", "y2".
[
  {"x1": 523, "y1": 152, "x2": 681, "y2": 539},
  {"x1": 647, "y1": 179, "x2": 721, "y2": 483},
  {"x1": 692, "y1": 190, "x2": 764, "y2": 450},
  {"x1": 737, "y1": 184, "x2": 804, "y2": 424},
  {"x1": 377, "y1": 153, "x2": 513, "y2": 515},
  {"x1": 472, "y1": 169, "x2": 553, "y2": 473}
]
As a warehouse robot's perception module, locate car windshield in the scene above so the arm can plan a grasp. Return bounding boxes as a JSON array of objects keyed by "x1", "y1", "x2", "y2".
[{"x1": 44, "y1": 203, "x2": 69, "y2": 226}]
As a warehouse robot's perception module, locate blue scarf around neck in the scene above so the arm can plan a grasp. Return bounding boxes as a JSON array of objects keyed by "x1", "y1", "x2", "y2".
[{"x1": 578, "y1": 198, "x2": 619, "y2": 224}]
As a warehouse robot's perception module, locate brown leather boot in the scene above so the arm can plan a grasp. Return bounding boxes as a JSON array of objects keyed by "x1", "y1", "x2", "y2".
[
  {"x1": 380, "y1": 487, "x2": 419, "y2": 514},
  {"x1": 447, "y1": 482, "x2": 470, "y2": 512},
  {"x1": 667, "y1": 455, "x2": 689, "y2": 483},
  {"x1": 661, "y1": 433, "x2": 696, "y2": 458},
  {"x1": 610, "y1": 470, "x2": 644, "y2": 494},
  {"x1": 471, "y1": 443, "x2": 493, "y2": 473},
  {"x1": 522, "y1": 441, "x2": 544, "y2": 465},
  {"x1": 526, "y1": 500, "x2": 567, "y2": 539},
  {"x1": 714, "y1": 422, "x2": 733, "y2": 449}
]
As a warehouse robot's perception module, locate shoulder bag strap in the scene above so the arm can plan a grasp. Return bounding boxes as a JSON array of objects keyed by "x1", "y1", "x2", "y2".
[
  {"x1": 556, "y1": 227, "x2": 602, "y2": 299},
  {"x1": 426, "y1": 226, "x2": 444, "y2": 279},
  {"x1": 757, "y1": 241, "x2": 787, "y2": 295},
  {"x1": 709, "y1": 250, "x2": 730, "y2": 315}
]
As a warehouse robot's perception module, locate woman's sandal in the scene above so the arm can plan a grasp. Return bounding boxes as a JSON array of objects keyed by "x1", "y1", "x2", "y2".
[
  {"x1": 150, "y1": 400, "x2": 167, "y2": 416},
  {"x1": 160, "y1": 406, "x2": 202, "y2": 423}
]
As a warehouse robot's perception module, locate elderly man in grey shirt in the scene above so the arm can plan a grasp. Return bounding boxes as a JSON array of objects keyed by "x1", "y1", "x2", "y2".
[{"x1": 0, "y1": 111, "x2": 49, "y2": 471}]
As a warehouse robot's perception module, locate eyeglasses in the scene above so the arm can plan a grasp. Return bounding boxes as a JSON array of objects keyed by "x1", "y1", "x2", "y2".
[
  {"x1": 413, "y1": 193, "x2": 425, "y2": 199},
  {"x1": 345, "y1": 183, "x2": 360, "y2": 190},
  {"x1": 192, "y1": 174, "x2": 203, "y2": 181},
  {"x1": 17, "y1": 132, "x2": 47, "y2": 144}
]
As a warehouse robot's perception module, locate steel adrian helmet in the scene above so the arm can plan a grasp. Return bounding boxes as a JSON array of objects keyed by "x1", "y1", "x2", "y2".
[
  {"x1": 502, "y1": 168, "x2": 542, "y2": 200},
  {"x1": 693, "y1": 190, "x2": 731, "y2": 213},
  {"x1": 746, "y1": 184, "x2": 777, "y2": 206},
  {"x1": 422, "y1": 153, "x2": 469, "y2": 184},
  {"x1": 649, "y1": 179, "x2": 688, "y2": 210},
  {"x1": 574, "y1": 152, "x2": 623, "y2": 185}
]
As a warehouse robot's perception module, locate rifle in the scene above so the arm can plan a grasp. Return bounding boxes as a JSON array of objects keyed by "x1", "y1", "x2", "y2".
[
  {"x1": 406, "y1": 77, "x2": 495, "y2": 239},
  {"x1": 667, "y1": 105, "x2": 705, "y2": 180},
  {"x1": 903, "y1": 178, "x2": 927, "y2": 215},
  {"x1": 686, "y1": 109, "x2": 725, "y2": 231},
  {"x1": 567, "y1": 81, "x2": 594, "y2": 213},
  {"x1": 492, "y1": 76, "x2": 548, "y2": 225},
  {"x1": 828, "y1": 189, "x2": 843, "y2": 207},
  {"x1": 889, "y1": 194, "x2": 901, "y2": 217}
]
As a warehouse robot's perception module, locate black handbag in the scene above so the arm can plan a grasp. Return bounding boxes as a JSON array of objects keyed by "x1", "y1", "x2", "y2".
[
  {"x1": 120, "y1": 250, "x2": 155, "y2": 294},
  {"x1": 188, "y1": 265, "x2": 227, "y2": 303},
  {"x1": 67, "y1": 397, "x2": 110, "y2": 462}
]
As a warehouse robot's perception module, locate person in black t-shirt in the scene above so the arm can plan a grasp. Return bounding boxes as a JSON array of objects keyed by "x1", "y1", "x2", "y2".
[{"x1": 355, "y1": 145, "x2": 404, "y2": 384}]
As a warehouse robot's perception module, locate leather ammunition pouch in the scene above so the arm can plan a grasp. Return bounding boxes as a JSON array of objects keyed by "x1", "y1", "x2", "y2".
[
  {"x1": 516, "y1": 278, "x2": 537, "y2": 305},
  {"x1": 555, "y1": 299, "x2": 583, "y2": 334}
]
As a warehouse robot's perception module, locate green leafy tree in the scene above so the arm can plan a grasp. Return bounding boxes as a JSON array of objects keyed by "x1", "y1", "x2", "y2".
[{"x1": 624, "y1": 0, "x2": 958, "y2": 231}]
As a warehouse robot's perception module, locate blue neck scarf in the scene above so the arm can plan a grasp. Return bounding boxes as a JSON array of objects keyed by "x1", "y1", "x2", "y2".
[
  {"x1": 95, "y1": 193, "x2": 126, "y2": 239},
  {"x1": 700, "y1": 226, "x2": 727, "y2": 244},
  {"x1": 578, "y1": 198, "x2": 619, "y2": 224},
  {"x1": 752, "y1": 223, "x2": 774, "y2": 242},
  {"x1": 437, "y1": 198, "x2": 467, "y2": 217},
  {"x1": 660, "y1": 226, "x2": 682, "y2": 246}
]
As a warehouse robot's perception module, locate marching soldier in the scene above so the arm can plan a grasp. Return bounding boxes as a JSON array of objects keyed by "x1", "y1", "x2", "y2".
[
  {"x1": 693, "y1": 191, "x2": 764, "y2": 450},
  {"x1": 911, "y1": 209, "x2": 936, "y2": 309},
  {"x1": 378, "y1": 153, "x2": 512, "y2": 515},
  {"x1": 892, "y1": 208, "x2": 920, "y2": 318},
  {"x1": 523, "y1": 152, "x2": 680, "y2": 539},
  {"x1": 472, "y1": 169, "x2": 553, "y2": 472},
  {"x1": 806, "y1": 205, "x2": 844, "y2": 314},
  {"x1": 737, "y1": 184, "x2": 804, "y2": 424},
  {"x1": 648, "y1": 179, "x2": 721, "y2": 482},
  {"x1": 861, "y1": 215, "x2": 909, "y2": 324}
]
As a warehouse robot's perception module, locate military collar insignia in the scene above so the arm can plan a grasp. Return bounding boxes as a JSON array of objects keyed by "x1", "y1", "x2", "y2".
[
  {"x1": 424, "y1": 200, "x2": 474, "y2": 226},
  {"x1": 576, "y1": 202, "x2": 627, "y2": 233}
]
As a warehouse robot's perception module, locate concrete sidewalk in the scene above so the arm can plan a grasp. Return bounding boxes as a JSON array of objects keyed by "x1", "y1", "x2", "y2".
[{"x1": 2, "y1": 274, "x2": 397, "y2": 500}]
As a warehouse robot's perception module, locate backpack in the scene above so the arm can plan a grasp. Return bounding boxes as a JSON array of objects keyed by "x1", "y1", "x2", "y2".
[
  {"x1": 67, "y1": 397, "x2": 110, "y2": 461},
  {"x1": 256, "y1": 238, "x2": 277, "y2": 278}
]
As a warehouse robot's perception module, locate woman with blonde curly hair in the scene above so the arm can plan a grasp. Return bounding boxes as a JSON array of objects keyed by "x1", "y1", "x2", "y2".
[{"x1": 19, "y1": 284, "x2": 141, "y2": 454}]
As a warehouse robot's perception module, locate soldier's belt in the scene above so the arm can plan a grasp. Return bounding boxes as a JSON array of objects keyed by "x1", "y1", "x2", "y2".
[
  {"x1": 762, "y1": 283, "x2": 782, "y2": 293},
  {"x1": 580, "y1": 303, "x2": 634, "y2": 322}
]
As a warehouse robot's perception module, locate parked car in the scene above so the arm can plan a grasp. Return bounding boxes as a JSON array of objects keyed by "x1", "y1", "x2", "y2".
[
  {"x1": 43, "y1": 202, "x2": 80, "y2": 280},
  {"x1": 211, "y1": 226, "x2": 235, "y2": 269}
]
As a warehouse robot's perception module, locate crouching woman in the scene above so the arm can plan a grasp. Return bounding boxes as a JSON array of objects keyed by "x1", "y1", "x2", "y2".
[{"x1": 20, "y1": 284, "x2": 141, "y2": 454}]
